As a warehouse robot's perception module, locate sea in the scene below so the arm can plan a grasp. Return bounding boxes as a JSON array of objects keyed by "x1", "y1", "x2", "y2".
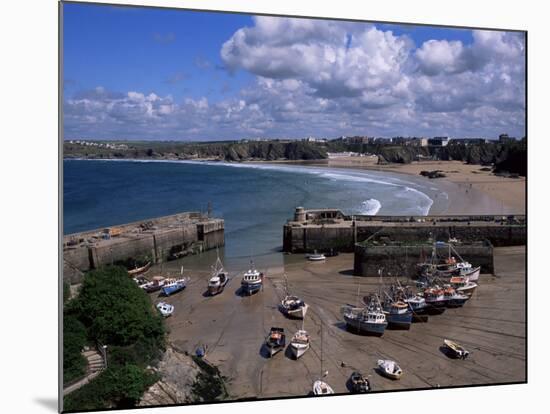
[{"x1": 63, "y1": 159, "x2": 450, "y2": 268}]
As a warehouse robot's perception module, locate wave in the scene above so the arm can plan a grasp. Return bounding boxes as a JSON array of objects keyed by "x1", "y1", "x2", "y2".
[
  {"x1": 360, "y1": 199, "x2": 382, "y2": 215},
  {"x1": 68, "y1": 158, "x2": 436, "y2": 215}
]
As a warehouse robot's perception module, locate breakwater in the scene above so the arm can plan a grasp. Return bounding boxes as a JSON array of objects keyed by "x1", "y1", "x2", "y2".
[
  {"x1": 63, "y1": 212, "x2": 224, "y2": 283},
  {"x1": 283, "y1": 208, "x2": 526, "y2": 253}
]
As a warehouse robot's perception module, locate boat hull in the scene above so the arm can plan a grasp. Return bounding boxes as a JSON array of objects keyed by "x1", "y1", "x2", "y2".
[
  {"x1": 385, "y1": 311, "x2": 413, "y2": 330},
  {"x1": 290, "y1": 343, "x2": 309, "y2": 359},
  {"x1": 241, "y1": 282, "x2": 262, "y2": 295},
  {"x1": 343, "y1": 315, "x2": 387, "y2": 336},
  {"x1": 161, "y1": 284, "x2": 186, "y2": 296}
]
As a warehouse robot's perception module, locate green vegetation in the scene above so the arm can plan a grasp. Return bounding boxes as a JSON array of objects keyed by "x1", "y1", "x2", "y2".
[
  {"x1": 63, "y1": 314, "x2": 87, "y2": 385},
  {"x1": 63, "y1": 280, "x2": 70, "y2": 304},
  {"x1": 63, "y1": 266, "x2": 165, "y2": 411},
  {"x1": 63, "y1": 365, "x2": 158, "y2": 411}
]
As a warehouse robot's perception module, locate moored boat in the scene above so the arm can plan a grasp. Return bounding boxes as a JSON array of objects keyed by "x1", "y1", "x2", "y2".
[
  {"x1": 207, "y1": 255, "x2": 228, "y2": 296},
  {"x1": 443, "y1": 339, "x2": 470, "y2": 359},
  {"x1": 341, "y1": 299, "x2": 388, "y2": 336},
  {"x1": 382, "y1": 300, "x2": 413, "y2": 330},
  {"x1": 450, "y1": 276, "x2": 478, "y2": 297},
  {"x1": 281, "y1": 295, "x2": 309, "y2": 319},
  {"x1": 443, "y1": 287, "x2": 470, "y2": 308},
  {"x1": 289, "y1": 329, "x2": 310, "y2": 359},
  {"x1": 161, "y1": 277, "x2": 188, "y2": 296},
  {"x1": 140, "y1": 275, "x2": 166, "y2": 293},
  {"x1": 128, "y1": 261, "x2": 151, "y2": 277},
  {"x1": 156, "y1": 301, "x2": 174, "y2": 317},
  {"x1": 403, "y1": 294, "x2": 430, "y2": 322},
  {"x1": 312, "y1": 380, "x2": 334, "y2": 395},
  {"x1": 377, "y1": 359, "x2": 403, "y2": 380},
  {"x1": 241, "y1": 261, "x2": 263, "y2": 295},
  {"x1": 265, "y1": 327, "x2": 285, "y2": 357},
  {"x1": 307, "y1": 251, "x2": 326, "y2": 261},
  {"x1": 349, "y1": 371, "x2": 371, "y2": 393}
]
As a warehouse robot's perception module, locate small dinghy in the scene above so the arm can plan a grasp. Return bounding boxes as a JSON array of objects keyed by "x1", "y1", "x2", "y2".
[
  {"x1": 195, "y1": 344, "x2": 208, "y2": 358},
  {"x1": 349, "y1": 371, "x2": 371, "y2": 393},
  {"x1": 377, "y1": 359, "x2": 403, "y2": 380},
  {"x1": 307, "y1": 251, "x2": 326, "y2": 261},
  {"x1": 312, "y1": 380, "x2": 334, "y2": 395},
  {"x1": 289, "y1": 329, "x2": 310, "y2": 359},
  {"x1": 281, "y1": 295, "x2": 309, "y2": 319},
  {"x1": 128, "y1": 261, "x2": 151, "y2": 277},
  {"x1": 265, "y1": 327, "x2": 286, "y2": 357},
  {"x1": 443, "y1": 339, "x2": 470, "y2": 359},
  {"x1": 156, "y1": 301, "x2": 174, "y2": 317}
]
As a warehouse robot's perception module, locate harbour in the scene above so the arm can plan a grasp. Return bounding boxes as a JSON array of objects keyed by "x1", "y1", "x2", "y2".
[{"x1": 144, "y1": 245, "x2": 525, "y2": 398}]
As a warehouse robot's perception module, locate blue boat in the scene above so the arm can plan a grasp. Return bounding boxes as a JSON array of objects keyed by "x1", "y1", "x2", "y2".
[
  {"x1": 161, "y1": 277, "x2": 187, "y2": 296},
  {"x1": 241, "y1": 262, "x2": 263, "y2": 295},
  {"x1": 383, "y1": 301, "x2": 413, "y2": 330}
]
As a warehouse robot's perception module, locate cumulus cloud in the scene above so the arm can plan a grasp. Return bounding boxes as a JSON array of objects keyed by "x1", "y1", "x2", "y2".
[{"x1": 64, "y1": 20, "x2": 525, "y2": 140}]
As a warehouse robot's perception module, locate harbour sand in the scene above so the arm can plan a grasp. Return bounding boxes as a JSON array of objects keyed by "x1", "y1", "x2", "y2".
[{"x1": 156, "y1": 246, "x2": 525, "y2": 399}]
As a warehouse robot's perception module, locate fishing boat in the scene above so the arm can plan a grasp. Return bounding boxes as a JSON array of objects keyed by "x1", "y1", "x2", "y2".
[
  {"x1": 280, "y1": 274, "x2": 309, "y2": 319},
  {"x1": 424, "y1": 287, "x2": 449, "y2": 309},
  {"x1": 443, "y1": 287, "x2": 470, "y2": 308},
  {"x1": 443, "y1": 339, "x2": 470, "y2": 359},
  {"x1": 461, "y1": 265, "x2": 481, "y2": 282},
  {"x1": 289, "y1": 329, "x2": 310, "y2": 359},
  {"x1": 450, "y1": 276, "x2": 478, "y2": 297},
  {"x1": 341, "y1": 300, "x2": 388, "y2": 336},
  {"x1": 156, "y1": 301, "x2": 174, "y2": 317},
  {"x1": 382, "y1": 294, "x2": 413, "y2": 330},
  {"x1": 281, "y1": 295, "x2": 309, "y2": 319},
  {"x1": 140, "y1": 276, "x2": 166, "y2": 293},
  {"x1": 128, "y1": 261, "x2": 151, "y2": 277},
  {"x1": 349, "y1": 371, "x2": 371, "y2": 393},
  {"x1": 207, "y1": 254, "x2": 228, "y2": 296},
  {"x1": 403, "y1": 294, "x2": 430, "y2": 322},
  {"x1": 264, "y1": 327, "x2": 285, "y2": 357},
  {"x1": 241, "y1": 261, "x2": 263, "y2": 295},
  {"x1": 377, "y1": 359, "x2": 403, "y2": 380},
  {"x1": 307, "y1": 251, "x2": 326, "y2": 261}
]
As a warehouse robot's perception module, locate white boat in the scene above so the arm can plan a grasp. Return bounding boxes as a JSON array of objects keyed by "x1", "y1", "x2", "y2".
[
  {"x1": 307, "y1": 251, "x2": 326, "y2": 261},
  {"x1": 289, "y1": 329, "x2": 310, "y2": 359},
  {"x1": 461, "y1": 266, "x2": 481, "y2": 282},
  {"x1": 377, "y1": 359, "x2": 403, "y2": 380},
  {"x1": 450, "y1": 276, "x2": 478, "y2": 297},
  {"x1": 156, "y1": 301, "x2": 174, "y2": 317},
  {"x1": 313, "y1": 380, "x2": 334, "y2": 395}
]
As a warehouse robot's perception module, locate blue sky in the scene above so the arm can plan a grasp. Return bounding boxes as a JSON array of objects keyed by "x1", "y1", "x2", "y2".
[{"x1": 63, "y1": 2, "x2": 526, "y2": 141}]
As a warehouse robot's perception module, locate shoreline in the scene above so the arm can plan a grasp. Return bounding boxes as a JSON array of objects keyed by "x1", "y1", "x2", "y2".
[{"x1": 65, "y1": 156, "x2": 525, "y2": 216}]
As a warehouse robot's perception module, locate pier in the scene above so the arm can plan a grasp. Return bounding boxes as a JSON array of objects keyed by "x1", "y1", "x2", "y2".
[
  {"x1": 63, "y1": 212, "x2": 224, "y2": 283},
  {"x1": 283, "y1": 207, "x2": 526, "y2": 253}
]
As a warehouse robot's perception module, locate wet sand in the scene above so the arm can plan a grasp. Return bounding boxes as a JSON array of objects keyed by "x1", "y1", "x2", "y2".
[
  {"x1": 322, "y1": 158, "x2": 526, "y2": 215},
  {"x1": 152, "y1": 246, "x2": 525, "y2": 399}
]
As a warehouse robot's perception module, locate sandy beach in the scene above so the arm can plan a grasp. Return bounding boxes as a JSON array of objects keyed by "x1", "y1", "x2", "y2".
[{"x1": 319, "y1": 157, "x2": 526, "y2": 215}]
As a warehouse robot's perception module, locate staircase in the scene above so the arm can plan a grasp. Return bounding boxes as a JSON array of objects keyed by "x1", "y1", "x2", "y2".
[{"x1": 63, "y1": 347, "x2": 106, "y2": 396}]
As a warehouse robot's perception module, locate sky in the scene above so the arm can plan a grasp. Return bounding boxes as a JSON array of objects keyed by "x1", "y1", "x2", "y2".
[{"x1": 63, "y1": 2, "x2": 526, "y2": 141}]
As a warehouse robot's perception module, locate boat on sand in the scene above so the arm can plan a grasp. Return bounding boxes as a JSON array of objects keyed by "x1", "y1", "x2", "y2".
[{"x1": 377, "y1": 359, "x2": 403, "y2": 380}]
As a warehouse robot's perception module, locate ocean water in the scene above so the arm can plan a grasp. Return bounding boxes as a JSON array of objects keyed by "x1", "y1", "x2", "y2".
[{"x1": 63, "y1": 159, "x2": 450, "y2": 263}]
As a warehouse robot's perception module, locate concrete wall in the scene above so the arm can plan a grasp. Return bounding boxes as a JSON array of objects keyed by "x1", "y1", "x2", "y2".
[
  {"x1": 353, "y1": 242, "x2": 494, "y2": 277},
  {"x1": 63, "y1": 216, "x2": 224, "y2": 283},
  {"x1": 283, "y1": 220, "x2": 525, "y2": 253}
]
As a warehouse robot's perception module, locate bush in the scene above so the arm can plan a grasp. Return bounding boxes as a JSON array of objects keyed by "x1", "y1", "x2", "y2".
[
  {"x1": 67, "y1": 266, "x2": 165, "y2": 348},
  {"x1": 63, "y1": 365, "x2": 158, "y2": 411},
  {"x1": 63, "y1": 314, "x2": 87, "y2": 385}
]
